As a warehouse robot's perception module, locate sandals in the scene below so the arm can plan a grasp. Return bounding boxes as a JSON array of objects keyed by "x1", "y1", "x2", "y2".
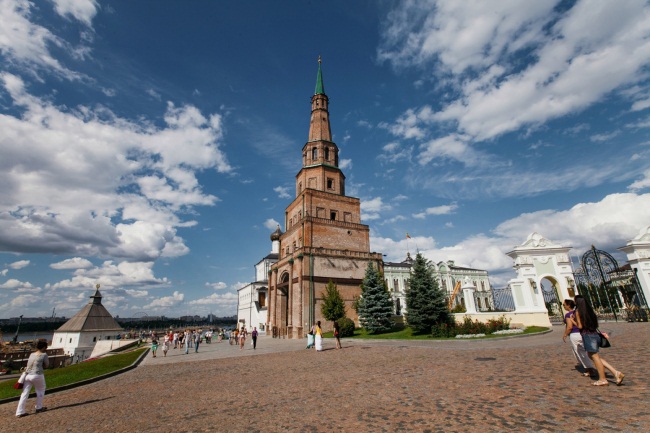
[
  {"x1": 593, "y1": 380, "x2": 609, "y2": 386},
  {"x1": 581, "y1": 372, "x2": 591, "y2": 377},
  {"x1": 615, "y1": 372, "x2": 625, "y2": 386}
]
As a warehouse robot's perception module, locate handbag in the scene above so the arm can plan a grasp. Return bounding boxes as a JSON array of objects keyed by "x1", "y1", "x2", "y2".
[
  {"x1": 598, "y1": 330, "x2": 611, "y2": 348},
  {"x1": 13, "y1": 372, "x2": 26, "y2": 390}
]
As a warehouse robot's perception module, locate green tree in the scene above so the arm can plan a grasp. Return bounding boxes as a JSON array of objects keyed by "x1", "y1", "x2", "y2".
[
  {"x1": 357, "y1": 262, "x2": 394, "y2": 334},
  {"x1": 405, "y1": 252, "x2": 450, "y2": 334},
  {"x1": 320, "y1": 280, "x2": 346, "y2": 323}
]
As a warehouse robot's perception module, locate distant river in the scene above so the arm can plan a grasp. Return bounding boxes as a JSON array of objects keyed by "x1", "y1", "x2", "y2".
[{"x1": 2, "y1": 332, "x2": 54, "y2": 343}]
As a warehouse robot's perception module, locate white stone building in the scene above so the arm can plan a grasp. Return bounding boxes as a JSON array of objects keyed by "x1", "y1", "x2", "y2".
[
  {"x1": 383, "y1": 252, "x2": 493, "y2": 315},
  {"x1": 50, "y1": 287, "x2": 123, "y2": 359},
  {"x1": 236, "y1": 227, "x2": 281, "y2": 333}
]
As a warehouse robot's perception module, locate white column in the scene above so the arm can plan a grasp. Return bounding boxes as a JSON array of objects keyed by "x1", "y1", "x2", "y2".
[{"x1": 462, "y1": 284, "x2": 477, "y2": 314}]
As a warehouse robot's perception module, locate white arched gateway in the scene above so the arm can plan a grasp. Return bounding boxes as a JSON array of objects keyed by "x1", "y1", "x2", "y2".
[{"x1": 505, "y1": 233, "x2": 576, "y2": 320}]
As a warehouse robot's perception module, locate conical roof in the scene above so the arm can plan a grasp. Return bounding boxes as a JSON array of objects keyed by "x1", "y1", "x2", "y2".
[
  {"x1": 314, "y1": 56, "x2": 325, "y2": 95},
  {"x1": 56, "y1": 288, "x2": 122, "y2": 332}
]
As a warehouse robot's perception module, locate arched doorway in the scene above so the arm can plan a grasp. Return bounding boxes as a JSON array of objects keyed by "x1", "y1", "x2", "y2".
[{"x1": 540, "y1": 276, "x2": 563, "y2": 322}]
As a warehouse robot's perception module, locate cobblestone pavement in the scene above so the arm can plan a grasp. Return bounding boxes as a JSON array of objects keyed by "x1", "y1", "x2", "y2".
[{"x1": 2, "y1": 322, "x2": 648, "y2": 432}]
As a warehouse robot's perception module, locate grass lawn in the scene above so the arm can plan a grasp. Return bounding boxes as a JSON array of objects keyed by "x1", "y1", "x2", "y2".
[
  {"x1": 324, "y1": 325, "x2": 549, "y2": 340},
  {"x1": 0, "y1": 348, "x2": 146, "y2": 400}
]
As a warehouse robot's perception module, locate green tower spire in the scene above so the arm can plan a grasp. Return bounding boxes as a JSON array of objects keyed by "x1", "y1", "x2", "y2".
[{"x1": 314, "y1": 55, "x2": 325, "y2": 95}]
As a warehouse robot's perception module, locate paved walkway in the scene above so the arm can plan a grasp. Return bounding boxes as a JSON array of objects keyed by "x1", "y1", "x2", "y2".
[{"x1": 2, "y1": 322, "x2": 649, "y2": 432}]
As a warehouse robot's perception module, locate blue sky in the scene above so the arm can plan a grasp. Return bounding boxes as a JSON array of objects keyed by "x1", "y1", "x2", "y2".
[{"x1": 1, "y1": 0, "x2": 649, "y2": 320}]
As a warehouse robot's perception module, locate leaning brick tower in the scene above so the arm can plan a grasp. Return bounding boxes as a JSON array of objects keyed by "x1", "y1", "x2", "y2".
[{"x1": 267, "y1": 58, "x2": 383, "y2": 338}]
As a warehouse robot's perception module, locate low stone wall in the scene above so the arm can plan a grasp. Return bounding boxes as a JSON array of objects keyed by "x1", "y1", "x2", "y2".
[
  {"x1": 90, "y1": 339, "x2": 139, "y2": 358},
  {"x1": 454, "y1": 311, "x2": 551, "y2": 328}
]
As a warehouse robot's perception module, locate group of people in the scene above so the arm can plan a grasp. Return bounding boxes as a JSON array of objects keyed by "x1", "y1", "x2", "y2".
[
  {"x1": 306, "y1": 321, "x2": 342, "y2": 351},
  {"x1": 563, "y1": 295, "x2": 625, "y2": 386},
  {"x1": 227, "y1": 326, "x2": 259, "y2": 349},
  {"x1": 150, "y1": 328, "x2": 208, "y2": 357},
  {"x1": 150, "y1": 326, "x2": 261, "y2": 357}
]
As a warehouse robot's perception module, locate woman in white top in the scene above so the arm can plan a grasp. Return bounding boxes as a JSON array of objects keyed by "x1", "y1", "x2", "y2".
[{"x1": 16, "y1": 340, "x2": 49, "y2": 417}]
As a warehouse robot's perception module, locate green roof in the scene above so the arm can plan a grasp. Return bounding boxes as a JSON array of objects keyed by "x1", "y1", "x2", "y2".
[{"x1": 315, "y1": 57, "x2": 325, "y2": 95}]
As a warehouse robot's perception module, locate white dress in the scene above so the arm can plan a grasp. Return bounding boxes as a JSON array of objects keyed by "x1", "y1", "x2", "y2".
[{"x1": 315, "y1": 328, "x2": 323, "y2": 351}]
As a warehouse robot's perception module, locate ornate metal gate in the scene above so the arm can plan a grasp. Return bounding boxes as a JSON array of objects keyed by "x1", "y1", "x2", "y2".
[
  {"x1": 573, "y1": 245, "x2": 649, "y2": 322},
  {"x1": 540, "y1": 280, "x2": 563, "y2": 323}
]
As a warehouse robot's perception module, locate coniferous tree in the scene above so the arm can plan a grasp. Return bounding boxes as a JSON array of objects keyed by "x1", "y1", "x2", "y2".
[
  {"x1": 405, "y1": 252, "x2": 450, "y2": 334},
  {"x1": 357, "y1": 262, "x2": 394, "y2": 334},
  {"x1": 321, "y1": 280, "x2": 346, "y2": 323}
]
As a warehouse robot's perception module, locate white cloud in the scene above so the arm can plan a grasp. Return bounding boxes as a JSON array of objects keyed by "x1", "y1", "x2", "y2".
[
  {"x1": 361, "y1": 196, "x2": 392, "y2": 221},
  {"x1": 0, "y1": 0, "x2": 85, "y2": 80},
  {"x1": 339, "y1": 159, "x2": 353, "y2": 170},
  {"x1": 264, "y1": 218, "x2": 280, "y2": 231},
  {"x1": 378, "y1": 0, "x2": 650, "y2": 167},
  {"x1": 125, "y1": 289, "x2": 148, "y2": 298},
  {"x1": 413, "y1": 192, "x2": 650, "y2": 286},
  {"x1": 145, "y1": 290, "x2": 184, "y2": 309},
  {"x1": 187, "y1": 291, "x2": 237, "y2": 306},
  {"x1": 9, "y1": 260, "x2": 30, "y2": 269},
  {"x1": 51, "y1": 0, "x2": 99, "y2": 27},
  {"x1": 412, "y1": 203, "x2": 458, "y2": 219},
  {"x1": 629, "y1": 169, "x2": 650, "y2": 191},
  {"x1": 206, "y1": 282, "x2": 227, "y2": 290},
  {"x1": 0, "y1": 73, "x2": 231, "y2": 262},
  {"x1": 0, "y1": 278, "x2": 33, "y2": 289},
  {"x1": 590, "y1": 131, "x2": 621, "y2": 142},
  {"x1": 274, "y1": 186, "x2": 291, "y2": 199},
  {"x1": 370, "y1": 235, "x2": 437, "y2": 263},
  {"x1": 379, "y1": 142, "x2": 412, "y2": 164},
  {"x1": 49, "y1": 261, "x2": 168, "y2": 290},
  {"x1": 50, "y1": 257, "x2": 93, "y2": 270}
]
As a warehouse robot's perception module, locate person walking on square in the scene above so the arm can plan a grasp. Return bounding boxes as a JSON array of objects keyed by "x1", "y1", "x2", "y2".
[
  {"x1": 306, "y1": 323, "x2": 315, "y2": 349},
  {"x1": 15, "y1": 340, "x2": 49, "y2": 417},
  {"x1": 162, "y1": 334, "x2": 170, "y2": 357},
  {"x1": 575, "y1": 296, "x2": 625, "y2": 386},
  {"x1": 239, "y1": 326, "x2": 247, "y2": 350},
  {"x1": 314, "y1": 321, "x2": 323, "y2": 352},
  {"x1": 333, "y1": 321, "x2": 342, "y2": 350},
  {"x1": 151, "y1": 335, "x2": 159, "y2": 358},
  {"x1": 194, "y1": 330, "x2": 201, "y2": 353},
  {"x1": 562, "y1": 299, "x2": 595, "y2": 377},
  {"x1": 251, "y1": 327, "x2": 258, "y2": 350},
  {"x1": 184, "y1": 329, "x2": 191, "y2": 355}
]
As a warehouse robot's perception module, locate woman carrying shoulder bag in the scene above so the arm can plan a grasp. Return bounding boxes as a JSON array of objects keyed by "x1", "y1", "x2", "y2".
[
  {"x1": 16, "y1": 340, "x2": 49, "y2": 417},
  {"x1": 574, "y1": 296, "x2": 625, "y2": 386}
]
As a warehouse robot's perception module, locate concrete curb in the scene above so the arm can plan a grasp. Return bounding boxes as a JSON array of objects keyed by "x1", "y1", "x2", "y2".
[{"x1": 0, "y1": 347, "x2": 149, "y2": 406}]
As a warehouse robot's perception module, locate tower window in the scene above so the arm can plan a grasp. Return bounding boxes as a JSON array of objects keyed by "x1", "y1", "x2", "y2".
[
  {"x1": 326, "y1": 178, "x2": 334, "y2": 190},
  {"x1": 325, "y1": 147, "x2": 330, "y2": 160},
  {"x1": 312, "y1": 148, "x2": 318, "y2": 160},
  {"x1": 330, "y1": 211, "x2": 337, "y2": 220}
]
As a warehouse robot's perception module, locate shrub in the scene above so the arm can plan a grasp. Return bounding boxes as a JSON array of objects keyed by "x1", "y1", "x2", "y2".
[
  {"x1": 2, "y1": 359, "x2": 16, "y2": 372},
  {"x1": 431, "y1": 321, "x2": 457, "y2": 338},
  {"x1": 485, "y1": 316, "x2": 511, "y2": 333},
  {"x1": 451, "y1": 304, "x2": 466, "y2": 313},
  {"x1": 337, "y1": 317, "x2": 355, "y2": 337}
]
